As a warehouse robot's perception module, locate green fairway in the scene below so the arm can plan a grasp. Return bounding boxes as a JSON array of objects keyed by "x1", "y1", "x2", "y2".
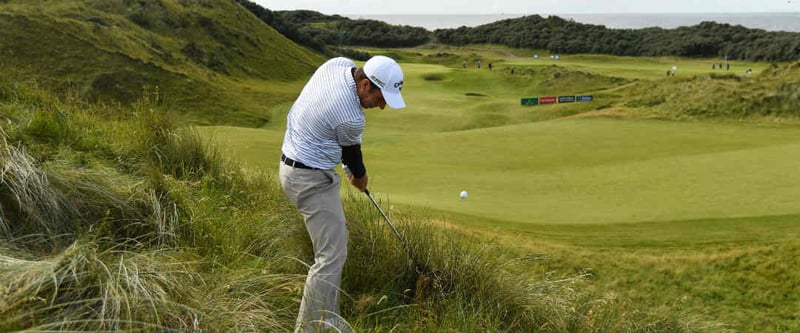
[
  {"x1": 204, "y1": 117, "x2": 800, "y2": 225},
  {"x1": 200, "y1": 55, "x2": 800, "y2": 227},
  {"x1": 367, "y1": 118, "x2": 800, "y2": 224}
]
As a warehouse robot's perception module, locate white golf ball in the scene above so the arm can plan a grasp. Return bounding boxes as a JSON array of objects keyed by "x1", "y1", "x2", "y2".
[{"x1": 460, "y1": 190, "x2": 468, "y2": 199}]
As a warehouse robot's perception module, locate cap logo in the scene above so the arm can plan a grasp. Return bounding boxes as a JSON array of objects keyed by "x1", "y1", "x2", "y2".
[
  {"x1": 369, "y1": 75, "x2": 385, "y2": 88},
  {"x1": 394, "y1": 81, "x2": 403, "y2": 89}
]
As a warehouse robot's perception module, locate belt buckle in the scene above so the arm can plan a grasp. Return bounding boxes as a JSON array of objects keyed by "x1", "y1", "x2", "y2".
[{"x1": 284, "y1": 155, "x2": 300, "y2": 168}]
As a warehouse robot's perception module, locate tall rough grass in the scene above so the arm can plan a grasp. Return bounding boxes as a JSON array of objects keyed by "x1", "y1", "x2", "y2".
[
  {"x1": 0, "y1": 83, "x2": 301, "y2": 331},
  {"x1": 337, "y1": 192, "x2": 733, "y2": 332},
  {"x1": 0, "y1": 126, "x2": 181, "y2": 250},
  {"x1": 0, "y1": 240, "x2": 198, "y2": 331},
  {"x1": 1, "y1": 137, "x2": 77, "y2": 240},
  {"x1": 0, "y1": 238, "x2": 301, "y2": 332},
  {"x1": 131, "y1": 89, "x2": 221, "y2": 181}
]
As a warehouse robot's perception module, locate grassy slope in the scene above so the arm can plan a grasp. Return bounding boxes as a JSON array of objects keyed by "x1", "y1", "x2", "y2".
[{"x1": 0, "y1": 0, "x2": 322, "y2": 126}]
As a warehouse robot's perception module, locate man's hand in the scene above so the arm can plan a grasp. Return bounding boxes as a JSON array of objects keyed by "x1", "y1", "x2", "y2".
[
  {"x1": 343, "y1": 164, "x2": 367, "y2": 192},
  {"x1": 349, "y1": 173, "x2": 368, "y2": 192}
]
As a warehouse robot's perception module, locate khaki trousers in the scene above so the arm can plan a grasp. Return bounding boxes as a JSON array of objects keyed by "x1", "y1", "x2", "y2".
[{"x1": 279, "y1": 162, "x2": 350, "y2": 333}]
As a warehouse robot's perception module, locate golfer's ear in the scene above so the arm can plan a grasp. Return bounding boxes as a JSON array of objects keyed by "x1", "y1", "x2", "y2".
[{"x1": 357, "y1": 78, "x2": 370, "y2": 90}]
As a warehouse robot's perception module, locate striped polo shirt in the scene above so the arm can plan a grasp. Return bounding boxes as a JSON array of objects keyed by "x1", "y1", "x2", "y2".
[{"x1": 281, "y1": 57, "x2": 365, "y2": 170}]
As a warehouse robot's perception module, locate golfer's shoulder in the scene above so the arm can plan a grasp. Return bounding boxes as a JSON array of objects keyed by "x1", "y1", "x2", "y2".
[{"x1": 322, "y1": 57, "x2": 356, "y2": 70}]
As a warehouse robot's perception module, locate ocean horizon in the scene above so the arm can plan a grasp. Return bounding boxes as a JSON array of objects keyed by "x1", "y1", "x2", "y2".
[{"x1": 346, "y1": 12, "x2": 800, "y2": 32}]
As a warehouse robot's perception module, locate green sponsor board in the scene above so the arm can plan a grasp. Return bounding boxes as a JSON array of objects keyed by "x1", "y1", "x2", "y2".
[{"x1": 521, "y1": 97, "x2": 539, "y2": 106}]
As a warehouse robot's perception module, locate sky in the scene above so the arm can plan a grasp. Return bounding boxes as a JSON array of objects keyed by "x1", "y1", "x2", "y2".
[{"x1": 253, "y1": 0, "x2": 799, "y2": 15}]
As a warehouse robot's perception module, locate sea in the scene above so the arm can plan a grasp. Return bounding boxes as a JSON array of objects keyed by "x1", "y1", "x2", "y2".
[{"x1": 346, "y1": 13, "x2": 800, "y2": 32}]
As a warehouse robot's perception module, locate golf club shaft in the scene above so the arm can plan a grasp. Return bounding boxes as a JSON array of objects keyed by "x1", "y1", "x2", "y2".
[{"x1": 365, "y1": 189, "x2": 407, "y2": 250}]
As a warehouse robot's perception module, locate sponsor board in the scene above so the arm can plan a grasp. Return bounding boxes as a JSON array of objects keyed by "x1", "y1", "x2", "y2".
[
  {"x1": 523, "y1": 95, "x2": 594, "y2": 106},
  {"x1": 539, "y1": 96, "x2": 557, "y2": 104},
  {"x1": 558, "y1": 96, "x2": 576, "y2": 103}
]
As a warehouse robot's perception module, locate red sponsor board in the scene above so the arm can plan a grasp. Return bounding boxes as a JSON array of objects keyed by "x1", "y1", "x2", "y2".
[{"x1": 539, "y1": 96, "x2": 557, "y2": 104}]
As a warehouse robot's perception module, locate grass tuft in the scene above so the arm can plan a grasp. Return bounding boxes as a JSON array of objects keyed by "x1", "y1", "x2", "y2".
[{"x1": 0, "y1": 137, "x2": 79, "y2": 240}]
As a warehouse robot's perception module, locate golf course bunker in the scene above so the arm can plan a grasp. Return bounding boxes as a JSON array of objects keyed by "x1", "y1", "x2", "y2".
[
  {"x1": 465, "y1": 92, "x2": 488, "y2": 97},
  {"x1": 423, "y1": 74, "x2": 445, "y2": 81}
]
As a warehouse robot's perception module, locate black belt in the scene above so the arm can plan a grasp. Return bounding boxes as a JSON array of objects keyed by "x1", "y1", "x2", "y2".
[{"x1": 281, "y1": 154, "x2": 318, "y2": 170}]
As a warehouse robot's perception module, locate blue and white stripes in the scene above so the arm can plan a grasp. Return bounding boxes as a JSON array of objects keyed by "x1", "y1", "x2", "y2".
[{"x1": 281, "y1": 57, "x2": 366, "y2": 170}]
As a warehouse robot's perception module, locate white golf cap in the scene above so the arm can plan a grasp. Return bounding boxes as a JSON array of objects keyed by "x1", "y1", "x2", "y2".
[{"x1": 364, "y1": 55, "x2": 405, "y2": 109}]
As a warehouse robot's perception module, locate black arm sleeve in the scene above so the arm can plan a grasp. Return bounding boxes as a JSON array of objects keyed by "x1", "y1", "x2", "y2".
[{"x1": 341, "y1": 144, "x2": 366, "y2": 178}]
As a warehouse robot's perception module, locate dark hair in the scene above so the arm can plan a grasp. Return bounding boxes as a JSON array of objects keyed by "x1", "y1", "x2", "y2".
[{"x1": 354, "y1": 67, "x2": 380, "y2": 91}]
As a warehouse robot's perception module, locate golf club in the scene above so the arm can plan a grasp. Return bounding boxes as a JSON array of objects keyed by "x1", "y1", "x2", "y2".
[
  {"x1": 364, "y1": 189, "x2": 408, "y2": 253},
  {"x1": 363, "y1": 188, "x2": 449, "y2": 302}
]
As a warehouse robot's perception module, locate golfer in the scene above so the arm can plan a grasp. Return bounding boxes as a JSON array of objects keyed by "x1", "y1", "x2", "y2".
[{"x1": 279, "y1": 55, "x2": 405, "y2": 332}]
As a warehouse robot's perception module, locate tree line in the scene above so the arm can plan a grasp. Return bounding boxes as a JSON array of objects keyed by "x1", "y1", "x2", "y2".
[
  {"x1": 434, "y1": 15, "x2": 800, "y2": 62},
  {"x1": 234, "y1": 1, "x2": 329, "y2": 53},
  {"x1": 236, "y1": 2, "x2": 800, "y2": 62},
  {"x1": 235, "y1": 1, "x2": 429, "y2": 57}
]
